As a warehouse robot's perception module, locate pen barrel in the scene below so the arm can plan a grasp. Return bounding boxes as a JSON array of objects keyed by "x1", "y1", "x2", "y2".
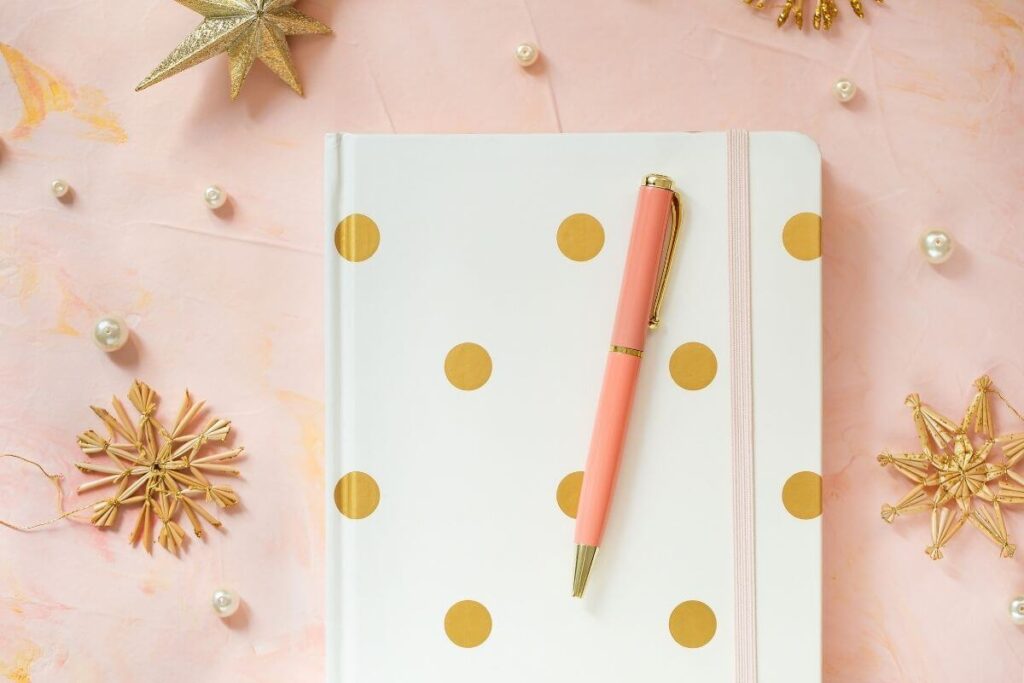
[
  {"x1": 574, "y1": 352, "x2": 642, "y2": 547},
  {"x1": 574, "y1": 184, "x2": 674, "y2": 548},
  {"x1": 610, "y1": 185, "x2": 675, "y2": 350}
]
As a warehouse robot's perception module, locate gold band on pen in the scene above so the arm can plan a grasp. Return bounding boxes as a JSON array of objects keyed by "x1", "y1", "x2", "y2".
[{"x1": 610, "y1": 345, "x2": 643, "y2": 358}]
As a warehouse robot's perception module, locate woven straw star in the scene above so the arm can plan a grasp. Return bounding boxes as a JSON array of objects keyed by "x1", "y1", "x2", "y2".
[
  {"x1": 879, "y1": 376, "x2": 1024, "y2": 560},
  {"x1": 75, "y1": 380, "x2": 244, "y2": 554}
]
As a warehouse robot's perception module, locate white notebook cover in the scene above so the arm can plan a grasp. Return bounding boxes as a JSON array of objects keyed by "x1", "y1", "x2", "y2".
[{"x1": 325, "y1": 132, "x2": 822, "y2": 682}]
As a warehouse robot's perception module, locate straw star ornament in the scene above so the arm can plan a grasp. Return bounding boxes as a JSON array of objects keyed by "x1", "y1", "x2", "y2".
[
  {"x1": 136, "y1": 0, "x2": 331, "y2": 99},
  {"x1": 75, "y1": 381, "x2": 244, "y2": 554},
  {"x1": 744, "y1": 0, "x2": 885, "y2": 32},
  {"x1": 879, "y1": 376, "x2": 1024, "y2": 560}
]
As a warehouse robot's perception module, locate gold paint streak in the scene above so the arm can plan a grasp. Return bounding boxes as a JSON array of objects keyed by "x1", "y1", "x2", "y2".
[
  {"x1": 49, "y1": 279, "x2": 96, "y2": 337},
  {"x1": 0, "y1": 43, "x2": 73, "y2": 138},
  {"x1": 255, "y1": 334, "x2": 273, "y2": 374},
  {"x1": 72, "y1": 87, "x2": 128, "y2": 144},
  {"x1": 277, "y1": 390, "x2": 325, "y2": 485},
  {"x1": 52, "y1": 320, "x2": 79, "y2": 337},
  {"x1": 17, "y1": 261, "x2": 39, "y2": 301},
  {"x1": 0, "y1": 43, "x2": 126, "y2": 142},
  {"x1": 972, "y1": 0, "x2": 1022, "y2": 32},
  {"x1": 0, "y1": 571, "x2": 26, "y2": 617},
  {"x1": 999, "y1": 45, "x2": 1016, "y2": 74},
  {"x1": 0, "y1": 236, "x2": 38, "y2": 303},
  {"x1": 0, "y1": 642, "x2": 41, "y2": 683},
  {"x1": 139, "y1": 572, "x2": 170, "y2": 595},
  {"x1": 4, "y1": 592, "x2": 24, "y2": 616},
  {"x1": 133, "y1": 289, "x2": 154, "y2": 311}
]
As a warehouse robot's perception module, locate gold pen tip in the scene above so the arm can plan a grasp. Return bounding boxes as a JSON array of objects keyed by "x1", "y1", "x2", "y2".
[{"x1": 572, "y1": 545, "x2": 598, "y2": 598}]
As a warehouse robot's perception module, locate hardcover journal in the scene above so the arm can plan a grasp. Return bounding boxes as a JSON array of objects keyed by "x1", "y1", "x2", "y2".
[{"x1": 325, "y1": 132, "x2": 822, "y2": 682}]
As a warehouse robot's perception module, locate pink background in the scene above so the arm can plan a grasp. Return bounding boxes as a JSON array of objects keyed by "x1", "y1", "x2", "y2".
[{"x1": 1, "y1": 1, "x2": 1022, "y2": 681}]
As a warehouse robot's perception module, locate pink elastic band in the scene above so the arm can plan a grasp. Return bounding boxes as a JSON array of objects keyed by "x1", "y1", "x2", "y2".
[{"x1": 728, "y1": 129, "x2": 757, "y2": 683}]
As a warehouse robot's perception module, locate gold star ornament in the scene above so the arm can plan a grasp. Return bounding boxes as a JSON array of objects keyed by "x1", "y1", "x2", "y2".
[
  {"x1": 879, "y1": 376, "x2": 1024, "y2": 560},
  {"x1": 136, "y1": 0, "x2": 331, "y2": 99}
]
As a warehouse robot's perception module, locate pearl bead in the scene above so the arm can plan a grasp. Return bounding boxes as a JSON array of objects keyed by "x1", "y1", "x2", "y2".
[
  {"x1": 920, "y1": 229, "x2": 954, "y2": 265},
  {"x1": 212, "y1": 588, "x2": 240, "y2": 618},
  {"x1": 833, "y1": 78, "x2": 857, "y2": 104},
  {"x1": 514, "y1": 42, "x2": 539, "y2": 67},
  {"x1": 1010, "y1": 596, "x2": 1024, "y2": 625},
  {"x1": 92, "y1": 316, "x2": 130, "y2": 352},
  {"x1": 51, "y1": 179, "x2": 70, "y2": 198},
  {"x1": 204, "y1": 185, "x2": 227, "y2": 210}
]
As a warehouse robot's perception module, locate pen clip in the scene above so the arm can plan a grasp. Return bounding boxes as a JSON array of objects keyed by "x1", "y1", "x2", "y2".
[{"x1": 647, "y1": 179, "x2": 683, "y2": 330}]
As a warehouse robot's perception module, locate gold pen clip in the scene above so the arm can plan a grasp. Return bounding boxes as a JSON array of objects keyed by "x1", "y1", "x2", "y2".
[{"x1": 644, "y1": 174, "x2": 683, "y2": 329}]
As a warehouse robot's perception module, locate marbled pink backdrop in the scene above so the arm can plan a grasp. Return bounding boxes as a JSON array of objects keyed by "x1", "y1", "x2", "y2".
[{"x1": 0, "y1": 1, "x2": 1022, "y2": 681}]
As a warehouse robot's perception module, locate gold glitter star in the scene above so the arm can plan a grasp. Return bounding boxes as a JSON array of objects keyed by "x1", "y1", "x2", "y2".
[
  {"x1": 136, "y1": 0, "x2": 331, "y2": 99},
  {"x1": 879, "y1": 376, "x2": 1024, "y2": 560},
  {"x1": 75, "y1": 380, "x2": 245, "y2": 554}
]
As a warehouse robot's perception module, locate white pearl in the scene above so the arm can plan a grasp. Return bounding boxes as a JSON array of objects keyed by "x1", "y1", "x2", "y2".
[
  {"x1": 212, "y1": 588, "x2": 240, "y2": 618},
  {"x1": 833, "y1": 78, "x2": 857, "y2": 104},
  {"x1": 1010, "y1": 596, "x2": 1024, "y2": 625},
  {"x1": 920, "y1": 229, "x2": 954, "y2": 265},
  {"x1": 51, "y1": 179, "x2": 70, "y2": 198},
  {"x1": 92, "y1": 316, "x2": 130, "y2": 352},
  {"x1": 204, "y1": 185, "x2": 227, "y2": 210},
  {"x1": 514, "y1": 42, "x2": 539, "y2": 67}
]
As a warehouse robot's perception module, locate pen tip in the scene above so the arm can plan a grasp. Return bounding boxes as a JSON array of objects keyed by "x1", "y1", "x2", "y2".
[{"x1": 572, "y1": 545, "x2": 598, "y2": 598}]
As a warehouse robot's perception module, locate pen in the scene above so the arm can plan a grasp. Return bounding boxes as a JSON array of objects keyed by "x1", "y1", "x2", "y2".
[{"x1": 572, "y1": 173, "x2": 682, "y2": 598}]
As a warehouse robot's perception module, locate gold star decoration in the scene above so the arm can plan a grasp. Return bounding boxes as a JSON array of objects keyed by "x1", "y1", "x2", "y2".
[
  {"x1": 879, "y1": 376, "x2": 1024, "y2": 560},
  {"x1": 136, "y1": 0, "x2": 331, "y2": 99},
  {"x1": 744, "y1": 0, "x2": 885, "y2": 32},
  {"x1": 75, "y1": 380, "x2": 244, "y2": 554}
]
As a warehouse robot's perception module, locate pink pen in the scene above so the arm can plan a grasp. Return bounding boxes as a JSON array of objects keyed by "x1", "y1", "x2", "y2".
[{"x1": 572, "y1": 174, "x2": 682, "y2": 598}]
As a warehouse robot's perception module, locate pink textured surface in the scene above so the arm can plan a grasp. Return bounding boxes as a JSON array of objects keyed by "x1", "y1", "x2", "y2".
[{"x1": 0, "y1": 1, "x2": 1022, "y2": 681}]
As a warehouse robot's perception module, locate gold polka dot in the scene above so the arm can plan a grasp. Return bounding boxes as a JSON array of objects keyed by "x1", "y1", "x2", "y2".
[
  {"x1": 669, "y1": 600, "x2": 717, "y2": 648},
  {"x1": 782, "y1": 212, "x2": 822, "y2": 261},
  {"x1": 556, "y1": 471, "x2": 584, "y2": 518},
  {"x1": 669, "y1": 342, "x2": 717, "y2": 390},
  {"x1": 334, "y1": 472, "x2": 380, "y2": 519},
  {"x1": 444, "y1": 343, "x2": 492, "y2": 391},
  {"x1": 782, "y1": 471, "x2": 822, "y2": 520},
  {"x1": 557, "y1": 213, "x2": 605, "y2": 262},
  {"x1": 335, "y1": 213, "x2": 380, "y2": 262},
  {"x1": 444, "y1": 600, "x2": 492, "y2": 648}
]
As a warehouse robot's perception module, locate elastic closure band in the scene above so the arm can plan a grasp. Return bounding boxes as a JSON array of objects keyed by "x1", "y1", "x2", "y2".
[{"x1": 728, "y1": 129, "x2": 757, "y2": 683}]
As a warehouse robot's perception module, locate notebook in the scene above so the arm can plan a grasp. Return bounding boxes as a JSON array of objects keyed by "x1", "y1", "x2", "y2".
[{"x1": 325, "y1": 132, "x2": 821, "y2": 682}]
